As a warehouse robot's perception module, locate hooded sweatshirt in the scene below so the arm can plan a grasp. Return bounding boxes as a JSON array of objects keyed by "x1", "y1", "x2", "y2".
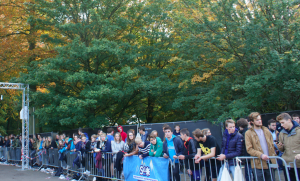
[
  {"x1": 149, "y1": 137, "x2": 163, "y2": 157},
  {"x1": 283, "y1": 120, "x2": 299, "y2": 134},
  {"x1": 67, "y1": 138, "x2": 75, "y2": 151},
  {"x1": 166, "y1": 135, "x2": 177, "y2": 162},
  {"x1": 117, "y1": 126, "x2": 127, "y2": 142}
]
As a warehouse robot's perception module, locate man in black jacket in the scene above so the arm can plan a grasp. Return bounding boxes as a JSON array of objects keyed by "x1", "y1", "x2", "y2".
[
  {"x1": 237, "y1": 118, "x2": 253, "y2": 181},
  {"x1": 178, "y1": 128, "x2": 199, "y2": 181}
]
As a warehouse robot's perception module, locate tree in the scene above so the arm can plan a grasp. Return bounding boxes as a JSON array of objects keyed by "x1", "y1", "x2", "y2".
[
  {"x1": 172, "y1": 0, "x2": 300, "y2": 121},
  {"x1": 0, "y1": 90, "x2": 22, "y2": 135},
  {"x1": 1, "y1": 0, "x2": 57, "y2": 134}
]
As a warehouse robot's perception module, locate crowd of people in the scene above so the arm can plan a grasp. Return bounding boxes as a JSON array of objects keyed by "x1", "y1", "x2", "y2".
[
  {"x1": 0, "y1": 134, "x2": 22, "y2": 148},
  {"x1": 1, "y1": 113, "x2": 300, "y2": 181}
]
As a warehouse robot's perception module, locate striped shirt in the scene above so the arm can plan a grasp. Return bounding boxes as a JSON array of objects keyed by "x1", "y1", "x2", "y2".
[{"x1": 138, "y1": 141, "x2": 151, "y2": 158}]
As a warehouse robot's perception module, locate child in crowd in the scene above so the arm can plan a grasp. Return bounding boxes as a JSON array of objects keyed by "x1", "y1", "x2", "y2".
[
  {"x1": 149, "y1": 133, "x2": 163, "y2": 157},
  {"x1": 151, "y1": 130, "x2": 159, "y2": 137},
  {"x1": 173, "y1": 124, "x2": 181, "y2": 136},
  {"x1": 136, "y1": 136, "x2": 151, "y2": 159}
]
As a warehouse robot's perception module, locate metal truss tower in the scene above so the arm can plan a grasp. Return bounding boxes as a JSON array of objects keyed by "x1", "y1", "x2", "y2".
[{"x1": 0, "y1": 82, "x2": 30, "y2": 170}]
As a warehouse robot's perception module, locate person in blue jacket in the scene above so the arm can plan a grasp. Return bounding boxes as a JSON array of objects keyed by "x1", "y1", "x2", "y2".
[
  {"x1": 72, "y1": 134, "x2": 82, "y2": 167},
  {"x1": 163, "y1": 125, "x2": 184, "y2": 181},
  {"x1": 100, "y1": 128, "x2": 114, "y2": 178},
  {"x1": 78, "y1": 128, "x2": 89, "y2": 141},
  {"x1": 217, "y1": 119, "x2": 243, "y2": 179}
]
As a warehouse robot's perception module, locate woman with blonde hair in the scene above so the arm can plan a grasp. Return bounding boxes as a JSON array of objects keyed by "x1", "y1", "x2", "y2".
[{"x1": 111, "y1": 132, "x2": 125, "y2": 178}]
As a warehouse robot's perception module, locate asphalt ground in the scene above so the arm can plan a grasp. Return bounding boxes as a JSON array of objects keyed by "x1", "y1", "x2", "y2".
[{"x1": 0, "y1": 165, "x2": 59, "y2": 181}]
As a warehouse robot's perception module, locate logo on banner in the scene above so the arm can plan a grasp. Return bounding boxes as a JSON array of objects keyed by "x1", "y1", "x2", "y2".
[
  {"x1": 139, "y1": 165, "x2": 150, "y2": 177},
  {"x1": 133, "y1": 165, "x2": 157, "y2": 180}
]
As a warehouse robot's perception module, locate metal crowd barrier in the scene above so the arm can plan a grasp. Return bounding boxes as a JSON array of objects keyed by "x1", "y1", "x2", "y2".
[
  {"x1": 175, "y1": 156, "x2": 299, "y2": 181},
  {"x1": 294, "y1": 159, "x2": 300, "y2": 181},
  {"x1": 6, "y1": 147, "x2": 21, "y2": 163},
  {"x1": 85, "y1": 152, "x2": 122, "y2": 180},
  {"x1": 8, "y1": 147, "x2": 298, "y2": 181},
  {"x1": 38, "y1": 149, "x2": 83, "y2": 174},
  {"x1": 40, "y1": 148, "x2": 60, "y2": 168},
  {"x1": 0, "y1": 147, "x2": 7, "y2": 161},
  {"x1": 66, "y1": 151, "x2": 83, "y2": 172}
]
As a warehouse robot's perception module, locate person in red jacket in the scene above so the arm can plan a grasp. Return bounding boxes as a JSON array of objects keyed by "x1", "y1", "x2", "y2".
[{"x1": 117, "y1": 125, "x2": 127, "y2": 142}]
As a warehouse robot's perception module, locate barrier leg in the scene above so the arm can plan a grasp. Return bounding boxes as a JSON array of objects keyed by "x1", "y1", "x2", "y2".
[{"x1": 294, "y1": 159, "x2": 300, "y2": 181}]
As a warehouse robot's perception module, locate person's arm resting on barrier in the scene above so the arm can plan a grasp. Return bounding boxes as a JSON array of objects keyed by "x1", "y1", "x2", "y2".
[
  {"x1": 141, "y1": 144, "x2": 150, "y2": 158},
  {"x1": 149, "y1": 144, "x2": 155, "y2": 157},
  {"x1": 155, "y1": 142, "x2": 163, "y2": 157},
  {"x1": 125, "y1": 145, "x2": 138, "y2": 157},
  {"x1": 194, "y1": 148, "x2": 202, "y2": 163},
  {"x1": 222, "y1": 135, "x2": 243, "y2": 160},
  {"x1": 201, "y1": 147, "x2": 216, "y2": 160}
]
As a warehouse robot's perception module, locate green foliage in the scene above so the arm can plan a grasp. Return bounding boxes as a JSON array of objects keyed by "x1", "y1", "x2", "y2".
[
  {"x1": 0, "y1": 90, "x2": 22, "y2": 135},
  {"x1": 173, "y1": 0, "x2": 300, "y2": 121},
  {"x1": 16, "y1": 0, "x2": 186, "y2": 131},
  {"x1": 11, "y1": 0, "x2": 300, "y2": 132}
]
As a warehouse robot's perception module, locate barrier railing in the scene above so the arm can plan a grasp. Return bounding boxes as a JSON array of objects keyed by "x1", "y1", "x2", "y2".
[
  {"x1": 294, "y1": 159, "x2": 300, "y2": 181},
  {"x1": 0, "y1": 147, "x2": 7, "y2": 161},
  {"x1": 2, "y1": 146, "x2": 300, "y2": 181},
  {"x1": 6, "y1": 147, "x2": 21, "y2": 163},
  {"x1": 85, "y1": 151, "x2": 122, "y2": 180},
  {"x1": 41, "y1": 148, "x2": 60, "y2": 168},
  {"x1": 175, "y1": 156, "x2": 293, "y2": 181},
  {"x1": 40, "y1": 149, "x2": 83, "y2": 172}
]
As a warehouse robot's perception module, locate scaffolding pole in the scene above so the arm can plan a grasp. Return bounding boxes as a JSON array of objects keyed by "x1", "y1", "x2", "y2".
[{"x1": 0, "y1": 82, "x2": 30, "y2": 170}]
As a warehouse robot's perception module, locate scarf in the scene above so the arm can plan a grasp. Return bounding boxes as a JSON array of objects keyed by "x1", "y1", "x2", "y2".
[
  {"x1": 184, "y1": 137, "x2": 193, "y2": 155},
  {"x1": 73, "y1": 138, "x2": 81, "y2": 145},
  {"x1": 224, "y1": 128, "x2": 238, "y2": 155}
]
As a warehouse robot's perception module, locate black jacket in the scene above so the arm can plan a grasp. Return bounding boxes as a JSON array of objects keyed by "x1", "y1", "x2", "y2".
[
  {"x1": 5, "y1": 140, "x2": 10, "y2": 147},
  {"x1": 182, "y1": 137, "x2": 197, "y2": 170},
  {"x1": 82, "y1": 140, "x2": 91, "y2": 153},
  {"x1": 50, "y1": 140, "x2": 57, "y2": 149},
  {"x1": 239, "y1": 127, "x2": 250, "y2": 156}
]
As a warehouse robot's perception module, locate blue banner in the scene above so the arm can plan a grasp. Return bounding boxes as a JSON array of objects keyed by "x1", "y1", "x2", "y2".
[{"x1": 123, "y1": 156, "x2": 170, "y2": 181}]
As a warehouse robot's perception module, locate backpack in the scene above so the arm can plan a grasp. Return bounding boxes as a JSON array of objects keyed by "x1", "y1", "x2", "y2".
[
  {"x1": 72, "y1": 173, "x2": 81, "y2": 179},
  {"x1": 55, "y1": 166, "x2": 64, "y2": 176}
]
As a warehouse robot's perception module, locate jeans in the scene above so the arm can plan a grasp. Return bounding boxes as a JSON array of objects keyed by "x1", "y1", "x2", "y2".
[
  {"x1": 30, "y1": 150, "x2": 36, "y2": 165},
  {"x1": 73, "y1": 155, "x2": 81, "y2": 168},
  {"x1": 38, "y1": 150, "x2": 43, "y2": 165},
  {"x1": 254, "y1": 169, "x2": 275, "y2": 181},
  {"x1": 283, "y1": 167, "x2": 300, "y2": 181},
  {"x1": 228, "y1": 165, "x2": 235, "y2": 179},
  {"x1": 169, "y1": 162, "x2": 180, "y2": 181},
  {"x1": 244, "y1": 160, "x2": 253, "y2": 181},
  {"x1": 217, "y1": 164, "x2": 234, "y2": 181}
]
